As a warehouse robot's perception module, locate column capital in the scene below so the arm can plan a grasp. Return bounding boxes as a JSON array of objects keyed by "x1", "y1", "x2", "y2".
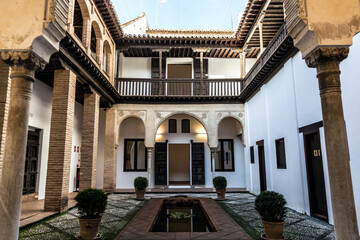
[
  {"x1": 305, "y1": 47, "x2": 349, "y2": 68},
  {"x1": 1, "y1": 51, "x2": 46, "y2": 73}
]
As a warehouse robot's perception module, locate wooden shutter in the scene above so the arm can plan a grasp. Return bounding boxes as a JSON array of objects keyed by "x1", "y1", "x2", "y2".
[
  {"x1": 203, "y1": 59, "x2": 208, "y2": 79},
  {"x1": 151, "y1": 57, "x2": 166, "y2": 78},
  {"x1": 155, "y1": 142, "x2": 168, "y2": 185},
  {"x1": 194, "y1": 59, "x2": 201, "y2": 79},
  {"x1": 193, "y1": 58, "x2": 208, "y2": 79},
  {"x1": 191, "y1": 141, "x2": 205, "y2": 185}
]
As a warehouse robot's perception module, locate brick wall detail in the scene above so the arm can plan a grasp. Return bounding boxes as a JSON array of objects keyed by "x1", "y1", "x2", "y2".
[
  {"x1": 103, "y1": 107, "x2": 117, "y2": 192},
  {"x1": 79, "y1": 92, "x2": 100, "y2": 190},
  {"x1": 44, "y1": 70, "x2": 76, "y2": 212}
]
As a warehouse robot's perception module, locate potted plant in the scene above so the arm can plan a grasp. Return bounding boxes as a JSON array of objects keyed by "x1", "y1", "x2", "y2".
[
  {"x1": 75, "y1": 188, "x2": 108, "y2": 240},
  {"x1": 134, "y1": 176, "x2": 148, "y2": 200},
  {"x1": 213, "y1": 176, "x2": 227, "y2": 200},
  {"x1": 255, "y1": 191, "x2": 287, "y2": 240}
]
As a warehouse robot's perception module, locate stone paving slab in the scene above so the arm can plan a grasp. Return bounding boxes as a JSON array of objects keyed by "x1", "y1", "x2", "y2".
[{"x1": 19, "y1": 193, "x2": 335, "y2": 240}]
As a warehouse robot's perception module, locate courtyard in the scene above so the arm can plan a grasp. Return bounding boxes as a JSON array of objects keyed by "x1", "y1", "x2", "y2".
[{"x1": 19, "y1": 193, "x2": 334, "y2": 239}]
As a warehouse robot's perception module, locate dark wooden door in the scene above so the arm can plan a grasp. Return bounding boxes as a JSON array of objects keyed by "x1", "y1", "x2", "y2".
[
  {"x1": 258, "y1": 144, "x2": 267, "y2": 192},
  {"x1": 191, "y1": 142, "x2": 205, "y2": 185},
  {"x1": 304, "y1": 131, "x2": 328, "y2": 221},
  {"x1": 155, "y1": 142, "x2": 167, "y2": 185},
  {"x1": 23, "y1": 130, "x2": 40, "y2": 194}
]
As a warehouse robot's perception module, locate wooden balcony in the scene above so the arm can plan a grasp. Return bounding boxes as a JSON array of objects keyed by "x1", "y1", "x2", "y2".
[{"x1": 115, "y1": 78, "x2": 244, "y2": 101}]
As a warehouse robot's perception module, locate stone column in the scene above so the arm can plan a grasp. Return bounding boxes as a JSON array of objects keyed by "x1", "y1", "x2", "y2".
[
  {"x1": 103, "y1": 107, "x2": 117, "y2": 192},
  {"x1": 0, "y1": 51, "x2": 45, "y2": 240},
  {"x1": 0, "y1": 60, "x2": 11, "y2": 183},
  {"x1": 306, "y1": 47, "x2": 359, "y2": 239},
  {"x1": 147, "y1": 147, "x2": 153, "y2": 189},
  {"x1": 210, "y1": 148, "x2": 216, "y2": 181},
  {"x1": 79, "y1": 92, "x2": 100, "y2": 191},
  {"x1": 44, "y1": 69, "x2": 76, "y2": 212}
]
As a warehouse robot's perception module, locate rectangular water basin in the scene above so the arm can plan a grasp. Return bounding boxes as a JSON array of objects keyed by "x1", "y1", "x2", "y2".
[{"x1": 152, "y1": 203, "x2": 213, "y2": 232}]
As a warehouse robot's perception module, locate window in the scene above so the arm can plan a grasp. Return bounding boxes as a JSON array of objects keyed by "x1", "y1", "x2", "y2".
[
  {"x1": 215, "y1": 139, "x2": 234, "y2": 171},
  {"x1": 250, "y1": 146, "x2": 255, "y2": 164},
  {"x1": 182, "y1": 119, "x2": 190, "y2": 133},
  {"x1": 169, "y1": 119, "x2": 177, "y2": 133},
  {"x1": 124, "y1": 139, "x2": 147, "y2": 171},
  {"x1": 275, "y1": 138, "x2": 286, "y2": 169}
]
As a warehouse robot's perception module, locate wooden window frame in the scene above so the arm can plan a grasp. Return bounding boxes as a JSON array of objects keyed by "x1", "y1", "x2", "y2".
[
  {"x1": 250, "y1": 146, "x2": 255, "y2": 164},
  {"x1": 123, "y1": 139, "x2": 147, "y2": 172},
  {"x1": 181, "y1": 119, "x2": 190, "y2": 133},
  {"x1": 215, "y1": 139, "x2": 235, "y2": 172},
  {"x1": 169, "y1": 119, "x2": 177, "y2": 133},
  {"x1": 275, "y1": 138, "x2": 287, "y2": 169}
]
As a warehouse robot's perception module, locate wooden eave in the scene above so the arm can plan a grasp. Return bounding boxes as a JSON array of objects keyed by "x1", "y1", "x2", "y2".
[
  {"x1": 119, "y1": 37, "x2": 241, "y2": 58},
  {"x1": 59, "y1": 33, "x2": 121, "y2": 105},
  {"x1": 116, "y1": 95, "x2": 244, "y2": 104},
  {"x1": 239, "y1": 23, "x2": 295, "y2": 101},
  {"x1": 235, "y1": 0, "x2": 285, "y2": 54},
  {"x1": 94, "y1": 0, "x2": 123, "y2": 43}
]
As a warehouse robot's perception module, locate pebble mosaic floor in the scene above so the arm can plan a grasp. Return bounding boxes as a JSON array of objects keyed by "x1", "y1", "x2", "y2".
[{"x1": 19, "y1": 193, "x2": 335, "y2": 240}]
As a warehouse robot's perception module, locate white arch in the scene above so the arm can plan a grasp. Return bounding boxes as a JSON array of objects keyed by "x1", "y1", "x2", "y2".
[
  {"x1": 116, "y1": 115, "x2": 146, "y2": 146},
  {"x1": 154, "y1": 111, "x2": 211, "y2": 144},
  {"x1": 217, "y1": 115, "x2": 246, "y2": 146}
]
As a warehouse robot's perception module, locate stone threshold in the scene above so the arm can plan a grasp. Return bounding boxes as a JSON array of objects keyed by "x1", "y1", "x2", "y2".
[{"x1": 115, "y1": 197, "x2": 251, "y2": 240}]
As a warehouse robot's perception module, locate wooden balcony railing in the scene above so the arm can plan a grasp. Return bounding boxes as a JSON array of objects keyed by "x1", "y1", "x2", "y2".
[{"x1": 116, "y1": 78, "x2": 244, "y2": 97}]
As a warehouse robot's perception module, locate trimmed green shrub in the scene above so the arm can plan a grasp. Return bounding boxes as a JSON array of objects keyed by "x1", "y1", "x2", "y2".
[
  {"x1": 213, "y1": 176, "x2": 227, "y2": 190},
  {"x1": 254, "y1": 191, "x2": 287, "y2": 222},
  {"x1": 75, "y1": 188, "x2": 108, "y2": 219},
  {"x1": 134, "y1": 176, "x2": 148, "y2": 190}
]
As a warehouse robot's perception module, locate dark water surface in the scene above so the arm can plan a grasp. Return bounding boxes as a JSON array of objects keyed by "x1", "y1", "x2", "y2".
[{"x1": 152, "y1": 205, "x2": 213, "y2": 232}]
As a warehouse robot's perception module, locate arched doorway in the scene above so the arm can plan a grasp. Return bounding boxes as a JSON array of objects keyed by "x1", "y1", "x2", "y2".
[
  {"x1": 155, "y1": 114, "x2": 208, "y2": 187},
  {"x1": 216, "y1": 117, "x2": 246, "y2": 187},
  {"x1": 117, "y1": 117, "x2": 146, "y2": 188}
]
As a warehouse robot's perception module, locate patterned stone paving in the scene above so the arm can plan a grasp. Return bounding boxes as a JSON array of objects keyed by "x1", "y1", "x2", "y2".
[{"x1": 19, "y1": 193, "x2": 335, "y2": 239}]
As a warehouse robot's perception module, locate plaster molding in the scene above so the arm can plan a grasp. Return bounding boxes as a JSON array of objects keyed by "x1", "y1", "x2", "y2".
[
  {"x1": 215, "y1": 110, "x2": 245, "y2": 126},
  {"x1": 117, "y1": 110, "x2": 147, "y2": 127},
  {"x1": 305, "y1": 47, "x2": 349, "y2": 68},
  {"x1": 1, "y1": 51, "x2": 46, "y2": 72}
]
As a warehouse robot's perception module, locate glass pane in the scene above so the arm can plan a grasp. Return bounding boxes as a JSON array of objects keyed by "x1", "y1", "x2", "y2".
[
  {"x1": 182, "y1": 119, "x2": 190, "y2": 133},
  {"x1": 215, "y1": 144, "x2": 222, "y2": 170},
  {"x1": 169, "y1": 119, "x2": 177, "y2": 133},
  {"x1": 223, "y1": 141, "x2": 233, "y2": 170},
  {"x1": 125, "y1": 141, "x2": 135, "y2": 170},
  {"x1": 137, "y1": 141, "x2": 146, "y2": 170}
]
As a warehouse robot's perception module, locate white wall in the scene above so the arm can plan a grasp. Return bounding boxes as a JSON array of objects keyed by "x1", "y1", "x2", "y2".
[
  {"x1": 69, "y1": 102, "x2": 83, "y2": 192},
  {"x1": 122, "y1": 15, "x2": 148, "y2": 35},
  {"x1": 208, "y1": 58, "x2": 240, "y2": 79},
  {"x1": 246, "y1": 58, "x2": 257, "y2": 75},
  {"x1": 28, "y1": 79, "x2": 52, "y2": 200},
  {"x1": 340, "y1": 33, "x2": 360, "y2": 229},
  {"x1": 245, "y1": 36, "x2": 360, "y2": 227},
  {"x1": 245, "y1": 52, "x2": 328, "y2": 218},
  {"x1": 116, "y1": 117, "x2": 147, "y2": 189},
  {"x1": 96, "y1": 108, "x2": 106, "y2": 189},
  {"x1": 121, "y1": 57, "x2": 151, "y2": 78}
]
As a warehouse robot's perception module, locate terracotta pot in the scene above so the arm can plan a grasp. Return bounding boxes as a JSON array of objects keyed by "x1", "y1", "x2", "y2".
[
  {"x1": 78, "y1": 217, "x2": 102, "y2": 240},
  {"x1": 261, "y1": 220, "x2": 285, "y2": 239},
  {"x1": 135, "y1": 189, "x2": 145, "y2": 200},
  {"x1": 216, "y1": 189, "x2": 226, "y2": 200}
]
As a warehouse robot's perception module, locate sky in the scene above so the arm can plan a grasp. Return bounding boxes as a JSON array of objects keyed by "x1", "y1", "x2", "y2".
[{"x1": 112, "y1": 0, "x2": 247, "y2": 30}]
